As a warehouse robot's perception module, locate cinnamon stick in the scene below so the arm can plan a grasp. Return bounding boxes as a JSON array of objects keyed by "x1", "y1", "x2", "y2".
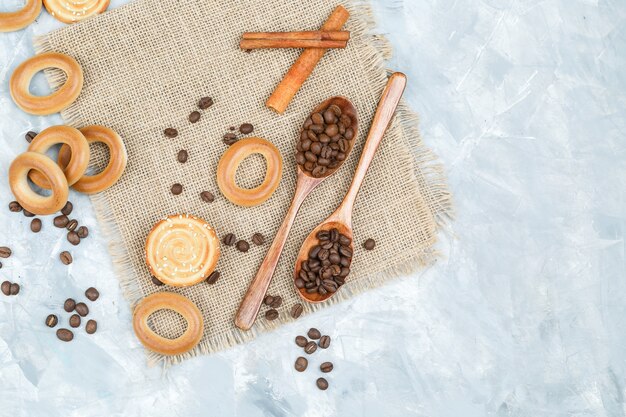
[
  {"x1": 240, "y1": 39, "x2": 347, "y2": 50},
  {"x1": 265, "y1": 6, "x2": 350, "y2": 114},
  {"x1": 242, "y1": 31, "x2": 350, "y2": 41}
]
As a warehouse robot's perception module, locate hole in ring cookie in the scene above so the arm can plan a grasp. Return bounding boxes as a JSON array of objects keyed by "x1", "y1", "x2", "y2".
[{"x1": 147, "y1": 309, "x2": 188, "y2": 340}]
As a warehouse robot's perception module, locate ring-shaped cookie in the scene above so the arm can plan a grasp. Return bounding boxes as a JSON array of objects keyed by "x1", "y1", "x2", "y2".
[
  {"x1": 56, "y1": 125, "x2": 127, "y2": 194},
  {"x1": 9, "y1": 152, "x2": 69, "y2": 215},
  {"x1": 28, "y1": 125, "x2": 90, "y2": 188},
  {"x1": 10, "y1": 52, "x2": 83, "y2": 115},
  {"x1": 0, "y1": 0, "x2": 42, "y2": 32},
  {"x1": 43, "y1": 0, "x2": 109, "y2": 24},
  {"x1": 216, "y1": 137, "x2": 283, "y2": 207},
  {"x1": 146, "y1": 214, "x2": 220, "y2": 287},
  {"x1": 132, "y1": 292, "x2": 204, "y2": 356}
]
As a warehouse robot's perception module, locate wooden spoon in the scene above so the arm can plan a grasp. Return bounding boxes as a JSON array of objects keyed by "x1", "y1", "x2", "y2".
[
  {"x1": 293, "y1": 72, "x2": 407, "y2": 303},
  {"x1": 234, "y1": 96, "x2": 358, "y2": 331}
]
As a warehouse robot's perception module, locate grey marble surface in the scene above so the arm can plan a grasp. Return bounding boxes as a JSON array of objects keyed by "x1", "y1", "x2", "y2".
[{"x1": 1, "y1": 0, "x2": 625, "y2": 416}]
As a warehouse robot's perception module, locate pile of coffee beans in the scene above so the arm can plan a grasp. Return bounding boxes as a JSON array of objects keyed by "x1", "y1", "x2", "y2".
[
  {"x1": 52, "y1": 201, "x2": 89, "y2": 249},
  {"x1": 223, "y1": 123, "x2": 255, "y2": 146},
  {"x1": 294, "y1": 327, "x2": 334, "y2": 390},
  {"x1": 296, "y1": 228, "x2": 352, "y2": 296},
  {"x1": 296, "y1": 103, "x2": 355, "y2": 178},
  {"x1": 1, "y1": 280, "x2": 19, "y2": 296},
  {"x1": 263, "y1": 294, "x2": 283, "y2": 321},
  {"x1": 48, "y1": 287, "x2": 100, "y2": 341}
]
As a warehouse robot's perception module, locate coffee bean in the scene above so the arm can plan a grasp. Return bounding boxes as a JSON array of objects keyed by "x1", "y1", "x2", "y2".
[
  {"x1": 69, "y1": 314, "x2": 81, "y2": 328},
  {"x1": 9, "y1": 283, "x2": 19, "y2": 295},
  {"x1": 222, "y1": 233, "x2": 236, "y2": 246},
  {"x1": 319, "y1": 335, "x2": 331, "y2": 349},
  {"x1": 363, "y1": 238, "x2": 376, "y2": 250},
  {"x1": 45, "y1": 314, "x2": 58, "y2": 328},
  {"x1": 151, "y1": 276, "x2": 164, "y2": 286},
  {"x1": 239, "y1": 123, "x2": 254, "y2": 134},
  {"x1": 164, "y1": 128, "x2": 178, "y2": 138},
  {"x1": 339, "y1": 246, "x2": 352, "y2": 258},
  {"x1": 177, "y1": 149, "x2": 188, "y2": 163},
  {"x1": 264, "y1": 295, "x2": 274, "y2": 306},
  {"x1": 251, "y1": 233, "x2": 265, "y2": 246},
  {"x1": 54, "y1": 215, "x2": 69, "y2": 228},
  {"x1": 304, "y1": 341, "x2": 317, "y2": 354},
  {"x1": 25, "y1": 131, "x2": 37, "y2": 143},
  {"x1": 66, "y1": 219, "x2": 78, "y2": 232},
  {"x1": 1, "y1": 281, "x2": 10, "y2": 296},
  {"x1": 307, "y1": 328, "x2": 321, "y2": 339},
  {"x1": 56, "y1": 328, "x2": 73, "y2": 342},
  {"x1": 77, "y1": 226, "x2": 89, "y2": 239},
  {"x1": 295, "y1": 278, "x2": 305, "y2": 289},
  {"x1": 223, "y1": 133, "x2": 238, "y2": 145},
  {"x1": 61, "y1": 201, "x2": 73, "y2": 216},
  {"x1": 265, "y1": 309, "x2": 279, "y2": 321},
  {"x1": 67, "y1": 231, "x2": 80, "y2": 246},
  {"x1": 189, "y1": 111, "x2": 201, "y2": 123},
  {"x1": 60, "y1": 251, "x2": 73, "y2": 265},
  {"x1": 320, "y1": 362, "x2": 333, "y2": 373},
  {"x1": 86, "y1": 319, "x2": 97, "y2": 334},
  {"x1": 0, "y1": 262, "x2": 2, "y2": 269},
  {"x1": 236, "y1": 240, "x2": 249, "y2": 252},
  {"x1": 30, "y1": 218, "x2": 42, "y2": 233},
  {"x1": 0, "y1": 247, "x2": 11, "y2": 258},
  {"x1": 9, "y1": 201, "x2": 22, "y2": 212},
  {"x1": 85, "y1": 287, "x2": 99, "y2": 301},
  {"x1": 269, "y1": 295, "x2": 282, "y2": 308},
  {"x1": 23, "y1": 209, "x2": 35, "y2": 217},
  {"x1": 200, "y1": 191, "x2": 214, "y2": 203},
  {"x1": 311, "y1": 113, "x2": 324, "y2": 125},
  {"x1": 64, "y1": 298, "x2": 76, "y2": 312},
  {"x1": 290, "y1": 303, "x2": 303, "y2": 319},
  {"x1": 198, "y1": 97, "x2": 213, "y2": 110},
  {"x1": 206, "y1": 270, "x2": 220, "y2": 284},
  {"x1": 316, "y1": 378, "x2": 329, "y2": 390},
  {"x1": 171, "y1": 183, "x2": 183, "y2": 195},
  {"x1": 295, "y1": 357, "x2": 308, "y2": 372},
  {"x1": 75, "y1": 302, "x2": 89, "y2": 317},
  {"x1": 295, "y1": 335, "x2": 308, "y2": 347}
]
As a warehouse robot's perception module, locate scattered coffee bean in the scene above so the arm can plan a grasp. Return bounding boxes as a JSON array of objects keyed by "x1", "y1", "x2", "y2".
[
  {"x1": 164, "y1": 128, "x2": 178, "y2": 138},
  {"x1": 200, "y1": 191, "x2": 214, "y2": 203},
  {"x1": 85, "y1": 287, "x2": 99, "y2": 301},
  {"x1": 67, "y1": 231, "x2": 80, "y2": 245},
  {"x1": 265, "y1": 309, "x2": 279, "y2": 321},
  {"x1": 53, "y1": 215, "x2": 69, "y2": 228},
  {"x1": 66, "y1": 219, "x2": 78, "y2": 232},
  {"x1": 316, "y1": 377, "x2": 329, "y2": 390},
  {"x1": 320, "y1": 362, "x2": 334, "y2": 373},
  {"x1": 1, "y1": 281, "x2": 10, "y2": 296},
  {"x1": 61, "y1": 201, "x2": 73, "y2": 216},
  {"x1": 295, "y1": 357, "x2": 308, "y2": 372},
  {"x1": 171, "y1": 183, "x2": 183, "y2": 195},
  {"x1": 206, "y1": 271, "x2": 220, "y2": 285},
  {"x1": 0, "y1": 247, "x2": 11, "y2": 258},
  {"x1": 304, "y1": 341, "x2": 317, "y2": 354},
  {"x1": 9, "y1": 201, "x2": 22, "y2": 212},
  {"x1": 223, "y1": 133, "x2": 238, "y2": 145},
  {"x1": 86, "y1": 319, "x2": 97, "y2": 334},
  {"x1": 198, "y1": 97, "x2": 213, "y2": 110},
  {"x1": 222, "y1": 233, "x2": 236, "y2": 246},
  {"x1": 60, "y1": 251, "x2": 73, "y2": 265},
  {"x1": 69, "y1": 314, "x2": 81, "y2": 328},
  {"x1": 25, "y1": 131, "x2": 37, "y2": 143},
  {"x1": 236, "y1": 240, "x2": 249, "y2": 252},
  {"x1": 23, "y1": 209, "x2": 35, "y2": 217},
  {"x1": 76, "y1": 226, "x2": 89, "y2": 239},
  {"x1": 307, "y1": 328, "x2": 321, "y2": 340},
  {"x1": 363, "y1": 238, "x2": 376, "y2": 250},
  {"x1": 270, "y1": 295, "x2": 282, "y2": 309},
  {"x1": 0, "y1": 262, "x2": 2, "y2": 269},
  {"x1": 319, "y1": 335, "x2": 331, "y2": 349},
  {"x1": 239, "y1": 123, "x2": 254, "y2": 134},
  {"x1": 177, "y1": 149, "x2": 189, "y2": 163},
  {"x1": 56, "y1": 328, "x2": 73, "y2": 342},
  {"x1": 45, "y1": 314, "x2": 58, "y2": 328},
  {"x1": 30, "y1": 218, "x2": 42, "y2": 233},
  {"x1": 64, "y1": 298, "x2": 76, "y2": 312},
  {"x1": 295, "y1": 335, "x2": 308, "y2": 347},
  {"x1": 290, "y1": 303, "x2": 303, "y2": 319},
  {"x1": 189, "y1": 111, "x2": 201, "y2": 123},
  {"x1": 251, "y1": 233, "x2": 265, "y2": 246},
  {"x1": 75, "y1": 302, "x2": 89, "y2": 317},
  {"x1": 264, "y1": 295, "x2": 274, "y2": 306},
  {"x1": 9, "y1": 283, "x2": 19, "y2": 295},
  {"x1": 151, "y1": 276, "x2": 164, "y2": 286}
]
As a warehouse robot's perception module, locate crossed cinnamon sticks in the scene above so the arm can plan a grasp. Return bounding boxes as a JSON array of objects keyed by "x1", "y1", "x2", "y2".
[{"x1": 240, "y1": 30, "x2": 350, "y2": 50}]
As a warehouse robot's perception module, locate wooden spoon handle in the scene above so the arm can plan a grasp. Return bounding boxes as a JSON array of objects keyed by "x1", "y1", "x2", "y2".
[
  {"x1": 235, "y1": 173, "x2": 319, "y2": 330},
  {"x1": 338, "y1": 72, "x2": 407, "y2": 217}
]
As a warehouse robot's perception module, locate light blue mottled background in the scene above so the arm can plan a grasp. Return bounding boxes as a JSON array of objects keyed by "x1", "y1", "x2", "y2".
[{"x1": 1, "y1": 0, "x2": 625, "y2": 416}]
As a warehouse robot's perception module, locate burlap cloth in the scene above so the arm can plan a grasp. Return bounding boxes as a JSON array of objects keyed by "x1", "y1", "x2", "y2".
[{"x1": 34, "y1": 0, "x2": 452, "y2": 364}]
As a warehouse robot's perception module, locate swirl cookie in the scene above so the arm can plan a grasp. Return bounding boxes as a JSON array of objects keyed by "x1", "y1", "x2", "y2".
[{"x1": 43, "y1": 0, "x2": 109, "y2": 23}]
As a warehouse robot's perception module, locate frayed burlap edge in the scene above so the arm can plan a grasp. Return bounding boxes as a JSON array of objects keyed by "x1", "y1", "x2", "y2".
[{"x1": 33, "y1": 0, "x2": 454, "y2": 367}]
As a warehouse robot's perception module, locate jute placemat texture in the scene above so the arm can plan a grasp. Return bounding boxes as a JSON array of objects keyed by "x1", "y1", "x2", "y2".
[{"x1": 34, "y1": 0, "x2": 452, "y2": 365}]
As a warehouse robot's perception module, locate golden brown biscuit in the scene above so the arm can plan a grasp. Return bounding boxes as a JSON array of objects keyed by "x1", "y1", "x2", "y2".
[
  {"x1": 43, "y1": 0, "x2": 109, "y2": 23},
  {"x1": 0, "y1": 0, "x2": 42, "y2": 32}
]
